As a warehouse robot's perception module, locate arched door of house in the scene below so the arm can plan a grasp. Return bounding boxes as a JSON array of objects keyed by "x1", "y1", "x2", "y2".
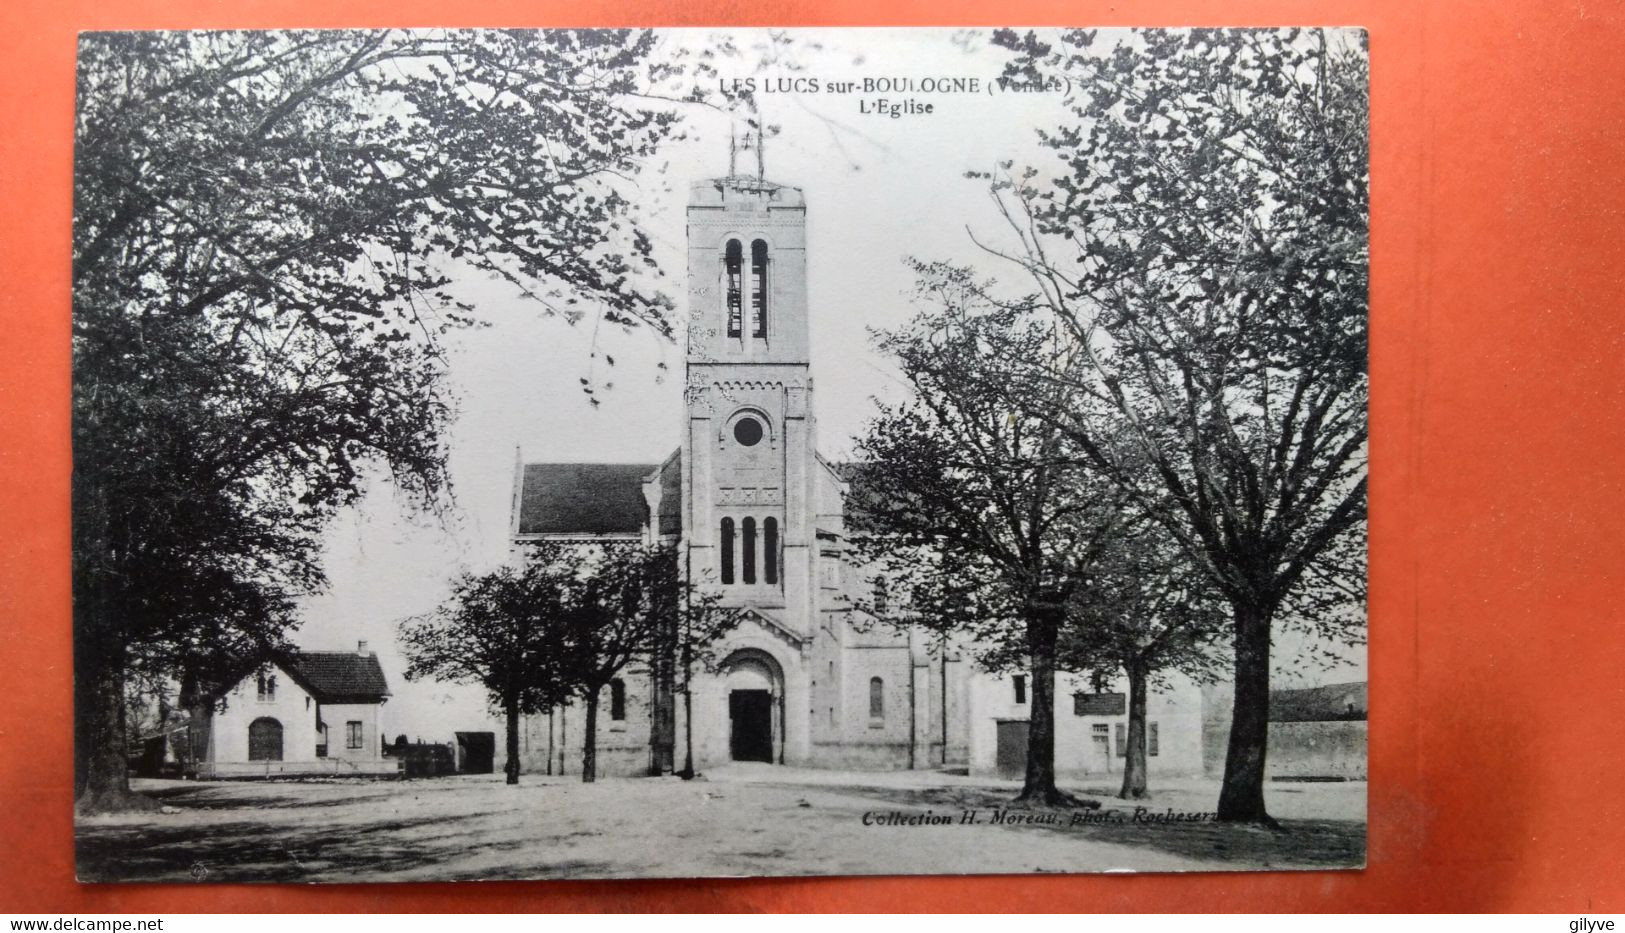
[{"x1": 248, "y1": 717, "x2": 284, "y2": 761}]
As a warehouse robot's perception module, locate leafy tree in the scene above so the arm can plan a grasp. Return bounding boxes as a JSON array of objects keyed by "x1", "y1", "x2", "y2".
[
  {"x1": 72, "y1": 28, "x2": 685, "y2": 810},
  {"x1": 850, "y1": 270, "x2": 1133, "y2": 807},
  {"x1": 399, "y1": 549, "x2": 580, "y2": 784},
  {"x1": 541, "y1": 543, "x2": 735, "y2": 783},
  {"x1": 1059, "y1": 522, "x2": 1229, "y2": 800},
  {"x1": 973, "y1": 27, "x2": 1369, "y2": 824}
]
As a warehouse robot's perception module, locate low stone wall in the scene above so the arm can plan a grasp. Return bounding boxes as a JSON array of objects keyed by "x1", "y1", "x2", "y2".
[
  {"x1": 1203, "y1": 720, "x2": 1367, "y2": 780},
  {"x1": 198, "y1": 758, "x2": 401, "y2": 779},
  {"x1": 1267, "y1": 721, "x2": 1367, "y2": 779}
]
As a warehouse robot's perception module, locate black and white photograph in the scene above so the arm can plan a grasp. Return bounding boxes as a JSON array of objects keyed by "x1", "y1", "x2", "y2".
[{"x1": 70, "y1": 26, "x2": 1369, "y2": 882}]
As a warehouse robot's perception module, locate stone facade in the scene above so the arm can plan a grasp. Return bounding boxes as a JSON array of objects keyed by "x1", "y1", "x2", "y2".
[
  {"x1": 191, "y1": 648, "x2": 396, "y2": 779},
  {"x1": 512, "y1": 173, "x2": 967, "y2": 776}
]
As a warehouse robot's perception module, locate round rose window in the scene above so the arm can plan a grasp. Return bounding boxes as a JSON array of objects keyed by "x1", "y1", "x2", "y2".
[{"x1": 733, "y1": 417, "x2": 764, "y2": 446}]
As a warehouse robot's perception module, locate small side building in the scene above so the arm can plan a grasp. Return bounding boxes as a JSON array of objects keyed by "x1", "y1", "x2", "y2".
[
  {"x1": 190, "y1": 642, "x2": 399, "y2": 779},
  {"x1": 969, "y1": 669, "x2": 1206, "y2": 780}
]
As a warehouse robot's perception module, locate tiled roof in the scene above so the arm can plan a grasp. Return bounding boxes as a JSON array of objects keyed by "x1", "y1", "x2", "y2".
[
  {"x1": 516, "y1": 458, "x2": 678, "y2": 537},
  {"x1": 1270, "y1": 681, "x2": 1366, "y2": 722},
  {"x1": 284, "y1": 652, "x2": 391, "y2": 704}
]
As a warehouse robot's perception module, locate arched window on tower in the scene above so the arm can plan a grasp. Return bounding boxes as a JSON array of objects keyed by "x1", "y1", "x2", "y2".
[
  {"x1": 750, "y1": 239, "x2": 769, "y2": 338},
  {"x1": 610, "y1": 678, "x2": 626, "y2": 722},
  {"x1": 724, "y1": 240, "x2": 743, "y2": 338},
  {"x1": 869, "y1": 677, "x2": 885, "y2": 720},
  {"x1": 742, "y1": 517, "x2": 758, "y2": 584},
  {"x1": 720, "y1": 518, "x2": 736, "y2": 584},
  {"x1": 763, "y1": 517, "x2": 778, "y2": 585}
]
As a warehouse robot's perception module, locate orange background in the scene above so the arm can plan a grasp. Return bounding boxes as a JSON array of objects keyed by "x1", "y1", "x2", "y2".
[{"x1": 2, "y1": 0, "x2": 1623, "y2": 913}]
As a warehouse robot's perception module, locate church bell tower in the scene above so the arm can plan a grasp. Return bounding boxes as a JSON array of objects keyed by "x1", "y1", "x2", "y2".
[{"x1": 681, "y1": 165, "x2": 816, "y2": 634}]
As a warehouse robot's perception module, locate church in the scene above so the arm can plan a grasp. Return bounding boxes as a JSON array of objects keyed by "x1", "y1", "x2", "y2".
[
  {"x1": 505, "y1": 168, "x2": 973, "y2": 777},
  {"x1": 500, "y1": 166, "x2": 1207, "y2": 781}
]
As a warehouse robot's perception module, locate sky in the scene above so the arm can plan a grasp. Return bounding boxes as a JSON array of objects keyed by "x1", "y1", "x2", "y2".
[{"x1": 288, "y1": 29, "x2": 1367, "y2": 742}]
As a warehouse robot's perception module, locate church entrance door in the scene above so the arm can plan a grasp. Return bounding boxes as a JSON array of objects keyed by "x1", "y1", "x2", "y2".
[{"x1": 729, "y1": 690, "x2": 774, "y2": 762}]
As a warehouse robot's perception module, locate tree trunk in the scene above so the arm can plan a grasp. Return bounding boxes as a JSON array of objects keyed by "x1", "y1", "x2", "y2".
[
  {"x1": 1216, "y1": 602, "x2": 1278, "y2": 825},
  {"x1": 681, "y1": 677, "x2": 694, "y2": 779},
  {"x1": 1119, "y1": 658, "x2": 1149, "y2": 800},
  {"x1": 679, "y1": 622, "x2": 695, "y2": 779},
  {"x1": 1015, "y1": 599, "x2": 1091, "y2": 808},
  {"x1": 582, "y1": 687, "x2": 600, "y2": 783},
  {"x1": 503, "y1": 694, "x2": 520, "y2": 785},
  {"x1": 74, "y1": 632, "x2": 151, "y2": 813}
]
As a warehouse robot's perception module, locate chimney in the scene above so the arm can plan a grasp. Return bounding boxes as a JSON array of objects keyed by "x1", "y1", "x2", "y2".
[{"x1": 358, "y1": 640, "x2": 370, "y2": 655}]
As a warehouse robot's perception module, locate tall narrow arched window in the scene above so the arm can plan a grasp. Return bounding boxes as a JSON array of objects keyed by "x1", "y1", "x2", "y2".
[
  {"x1": 610, "y1": 678, "x2": 626, "y2": 721},
  {"x1": 742, "y1": 517, "x2": 758, "y2": 584},
  {"x1": 750, "y1": 239, "x2": 769, "y2": 338},
  {"x1": 763, "y1": 517, "x2": 778, "y2": 584},
  {"x1": 720, "y1": 518, "x2": 736, "y2": 584},
  {"x1": 869, "y1": 677, "x2": 884, "y2": 719},
  {"x1": 724, "y1": 239, "x2": 743, "y2": 338}
]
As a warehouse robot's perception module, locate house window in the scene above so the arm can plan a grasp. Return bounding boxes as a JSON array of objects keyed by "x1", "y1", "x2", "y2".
[
  {"x1": 720, "y1": 518, "x2": 735, "y2": 584},
  {"x1": 1115, "y1": 722, "x2": 1160, "y2": 757},
  {"x1": 256, "y1": 670, "x2": 276, "y2": 701},
  {"x1": 1012, "y1": 675, "x2": 1027, "y2": 705},
  {"x1": 724, "y1": 239, "x2": 743, "y2": 337},
  {"x1": 742, "y1": 517, "x2": 757, "y2": 584},
  {"x1": 763, "y1": 517, "x2": 778, "y2": 585},
  {"x1": 750, "y1": 239, "x2": 769, "y2": 338},
  {"x1": 610, "y1": 678, "x2": 626, "y2": 722},
  {"x1": 869, "y1": 677, "x2": 884, "y2": 720},
  {"x1": 346, "y1": 721, "x2": 363, "y2": 750}
]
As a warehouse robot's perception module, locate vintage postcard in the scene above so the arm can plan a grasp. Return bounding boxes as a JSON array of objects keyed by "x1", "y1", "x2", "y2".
[{"x1": 71, "y1": 26, "x2": 1369, "y2": 881}]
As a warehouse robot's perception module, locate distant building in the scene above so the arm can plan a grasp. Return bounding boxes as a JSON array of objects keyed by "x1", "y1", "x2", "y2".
[
  {"x1": 1202, "y1": 680, "x2": 1367, "y2": 780},
  {"x1": 189, "y1": 642, "x2": 398, "y2": 779},
  {"x1": 969, "y1": 670, "x2": 1206, "y2": 780}
]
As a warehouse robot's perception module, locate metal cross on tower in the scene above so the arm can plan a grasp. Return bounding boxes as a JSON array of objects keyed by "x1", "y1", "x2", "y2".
[{"x1": 727, "y1": 118, "x2": 767, "y2": 181}]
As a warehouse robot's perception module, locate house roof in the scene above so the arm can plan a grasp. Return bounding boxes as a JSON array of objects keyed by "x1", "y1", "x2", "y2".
[
  {"x1": 282, "y1": 652, "x2": 391, "y2": 705},
  {"x1": 1270, "y1": 681, "x2": 1367, "y2": 722},
  {"x1": 516, "y1": 460, "x2": 679, "y2": 537}
]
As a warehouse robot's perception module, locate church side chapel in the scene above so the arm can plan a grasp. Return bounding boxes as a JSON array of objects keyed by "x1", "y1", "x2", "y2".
[{"x1": 503, "y1": 150, "x2": 1201, "y2": 780}]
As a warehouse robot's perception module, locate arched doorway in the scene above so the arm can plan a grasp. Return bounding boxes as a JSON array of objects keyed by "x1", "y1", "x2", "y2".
[
  {"x1": 721, "y1": 649, "x2": 784, "y2": 764},
  {"x1": 248, "y1": 717, "x2": 283, "y2": 761}
]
